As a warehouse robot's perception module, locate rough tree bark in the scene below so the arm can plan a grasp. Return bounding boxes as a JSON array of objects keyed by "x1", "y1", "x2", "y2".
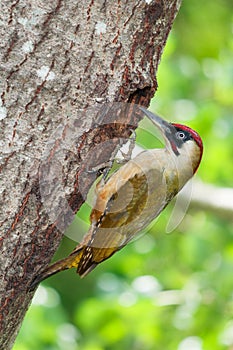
[{"x1": 0, "y1": 1, "x2": 181, "y2": 348}]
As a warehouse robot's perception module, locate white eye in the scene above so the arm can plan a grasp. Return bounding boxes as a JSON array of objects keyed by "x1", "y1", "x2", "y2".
[{"x1": 176, "y1": 131, "x2": 186, "y2": 140}]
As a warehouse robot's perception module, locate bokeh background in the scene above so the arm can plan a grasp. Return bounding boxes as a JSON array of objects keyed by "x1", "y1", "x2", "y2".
[{"x1": 14, "y1": 1, "x2": 233, "y2": 349}]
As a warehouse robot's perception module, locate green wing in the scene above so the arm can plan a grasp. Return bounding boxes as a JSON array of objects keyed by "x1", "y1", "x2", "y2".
[{"x1": 77, "y1": 169, "x2": 163, "y2": 277}]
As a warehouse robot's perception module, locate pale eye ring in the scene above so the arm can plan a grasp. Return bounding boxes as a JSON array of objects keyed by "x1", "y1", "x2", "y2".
[{"x1": 176, "y1": 131, "x2": 186, "y2": 140}]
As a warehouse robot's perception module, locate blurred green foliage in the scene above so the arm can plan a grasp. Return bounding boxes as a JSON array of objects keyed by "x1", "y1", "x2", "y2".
[{"x1": 14, "y1": 1, "x2": 233, "y2": 349}]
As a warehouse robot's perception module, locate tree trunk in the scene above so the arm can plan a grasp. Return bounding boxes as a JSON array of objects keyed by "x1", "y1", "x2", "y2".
[{"x1": 0, "y1": 0, "x2": 181, "y2": 348}]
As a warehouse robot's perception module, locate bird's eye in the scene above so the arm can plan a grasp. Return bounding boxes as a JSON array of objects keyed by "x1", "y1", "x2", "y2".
[{"x1": 176, "y1": 131, "x2": 186, "y2": 140}]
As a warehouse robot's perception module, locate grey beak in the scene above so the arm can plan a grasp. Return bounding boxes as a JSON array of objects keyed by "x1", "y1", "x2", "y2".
[
  {"x1": 139, "y1": 106, "x2": 179, "y2": 155},
  {"x1": 139, "y1": 107, "x2": 174, "y2": 135}
]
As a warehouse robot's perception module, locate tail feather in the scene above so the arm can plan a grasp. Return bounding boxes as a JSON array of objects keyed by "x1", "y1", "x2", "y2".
[
  {"x1": 29, "y1": 247, "x2": 83, "y2": 291},
  {"x1": 78, "y1": 262, "x2": 98, "y2": 278},
  {"x1": 77, "y1": 246, "x2": 118, "y2": 277}
]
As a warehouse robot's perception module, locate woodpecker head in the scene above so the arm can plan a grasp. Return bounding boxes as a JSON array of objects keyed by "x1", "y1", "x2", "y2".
[{"x1": 140, "y1": 107, "x2": 203, "y2": 175}]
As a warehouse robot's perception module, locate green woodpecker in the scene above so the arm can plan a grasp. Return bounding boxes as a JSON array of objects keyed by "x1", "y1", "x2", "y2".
[{"x1": 30, "y1": 107, "x2": 203, "y2": 289}]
